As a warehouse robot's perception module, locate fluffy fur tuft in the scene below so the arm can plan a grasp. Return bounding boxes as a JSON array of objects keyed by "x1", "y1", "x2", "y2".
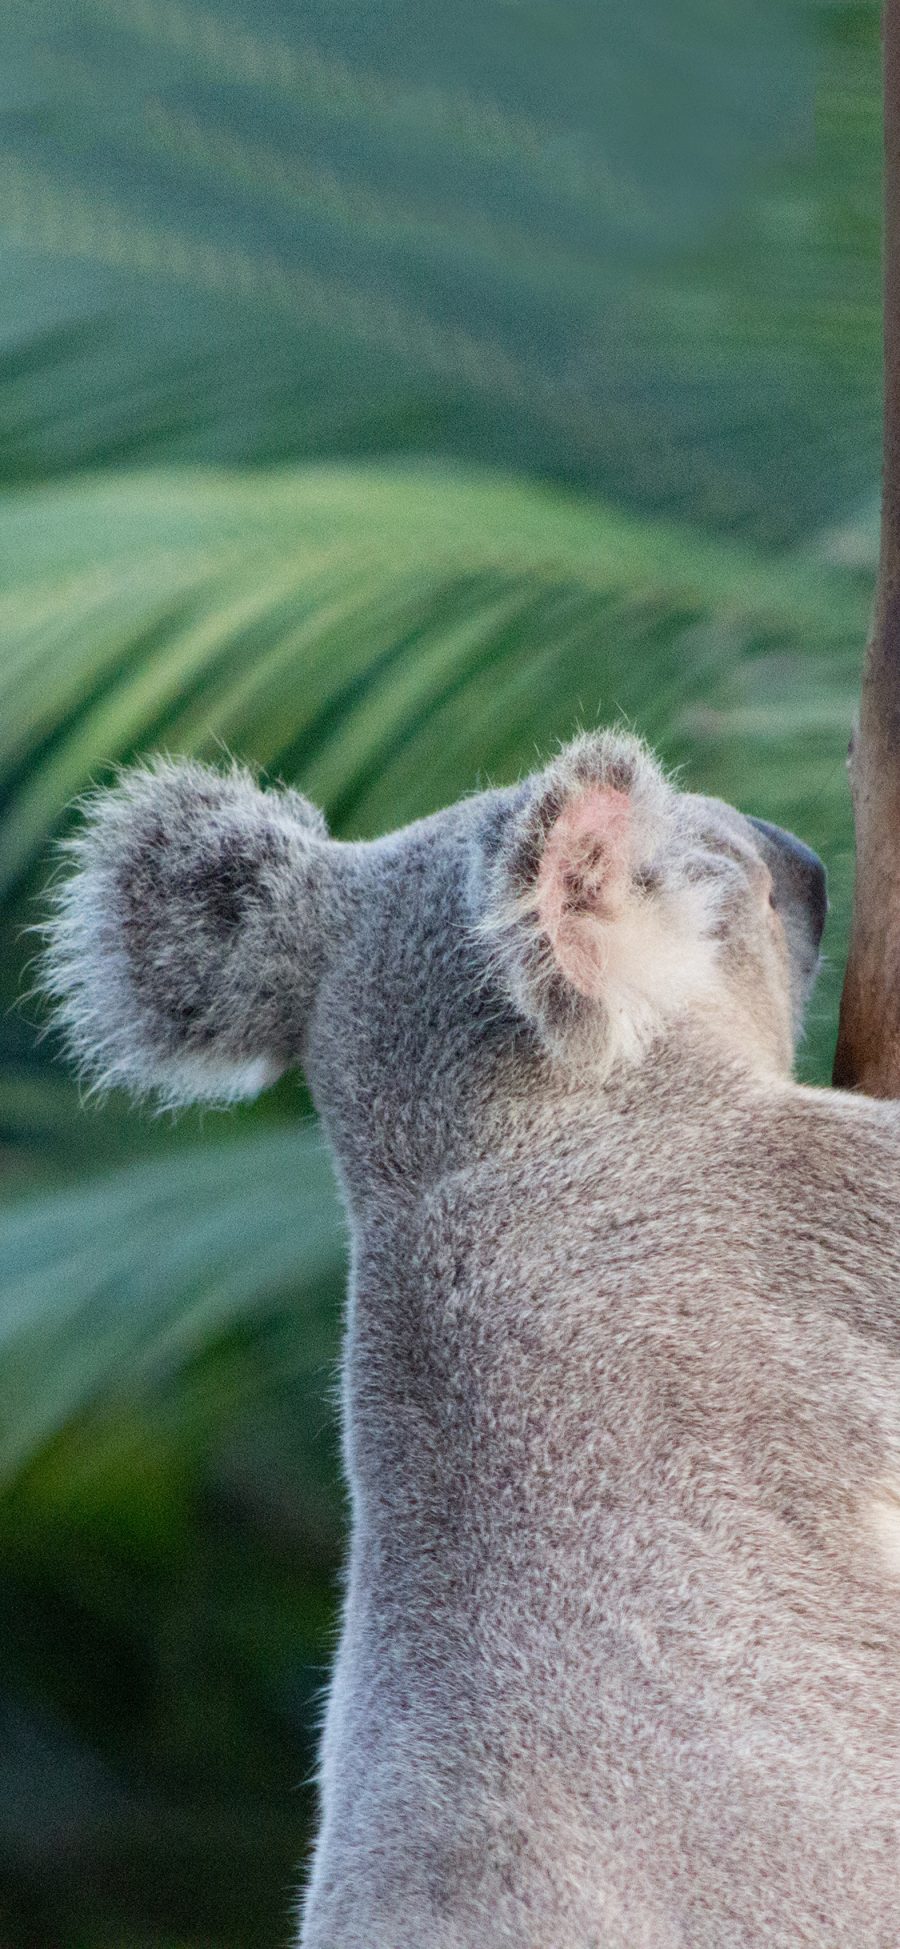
[{"x1": 40, "y1": 757, "x2": 334, "y2": 1106}]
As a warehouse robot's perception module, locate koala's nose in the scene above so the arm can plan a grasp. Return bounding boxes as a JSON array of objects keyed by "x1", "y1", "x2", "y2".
[{"x1": 746, "y1": 816, "x2": 828, "y2": 941}]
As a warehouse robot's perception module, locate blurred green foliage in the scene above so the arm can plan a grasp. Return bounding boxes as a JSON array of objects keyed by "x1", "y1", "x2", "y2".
[{"x1": 0, "y1": 1, "x2": 882, "y2": 1943}]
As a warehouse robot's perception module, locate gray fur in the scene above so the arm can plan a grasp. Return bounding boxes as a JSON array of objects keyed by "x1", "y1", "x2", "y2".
[
  {"x1": 41, "y1": 729, "x2": 900, "y2": 1946},
  {"x1": 41, "y1": 757, "x2": 336, "y2": 1106}
]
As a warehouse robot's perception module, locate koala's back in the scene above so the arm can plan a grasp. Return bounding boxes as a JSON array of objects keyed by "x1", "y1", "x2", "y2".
[{"x1": 302, "y1": 1067, "x2": 900, "y2": 1949}]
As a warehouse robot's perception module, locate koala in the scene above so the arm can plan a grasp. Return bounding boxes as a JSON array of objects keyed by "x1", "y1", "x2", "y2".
[{"x1": 42, "y1": 728, "x2": 900, "y2": 1947}]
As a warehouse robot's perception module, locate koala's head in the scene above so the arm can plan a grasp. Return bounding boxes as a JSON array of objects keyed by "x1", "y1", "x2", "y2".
[{"x1": 41, "y1": 731, "x2": 825, "y2": 1189}]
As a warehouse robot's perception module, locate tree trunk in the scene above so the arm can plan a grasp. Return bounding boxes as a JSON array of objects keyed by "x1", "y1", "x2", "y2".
[{"x1": 833, "y1": 0, "x2": 900, "y2": 1092}]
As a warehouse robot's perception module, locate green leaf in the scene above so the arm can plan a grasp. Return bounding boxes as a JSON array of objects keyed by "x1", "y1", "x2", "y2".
[
  {"x1": 1, "y1": 458, "x2": 868, "y2": 1122},
  {"x1": 0, "y1": 461, "x2": 867, "y2": 893},
  {"x1": 0, "y1": 1125, "x2": 344, "y2": 1481},
  {"x1": 0, "y1": 0, "x2": 879, "y2": 542}
]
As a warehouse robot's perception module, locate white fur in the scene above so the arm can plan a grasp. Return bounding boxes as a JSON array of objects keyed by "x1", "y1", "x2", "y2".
[{"x1": 868, "y1": 1483, "x2": 900, "y2": 1575}]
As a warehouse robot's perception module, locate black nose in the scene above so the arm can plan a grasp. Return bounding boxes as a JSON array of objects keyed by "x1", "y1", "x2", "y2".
[{"x1": 746, "y1": 816, "x2": 828, "y2": 940}]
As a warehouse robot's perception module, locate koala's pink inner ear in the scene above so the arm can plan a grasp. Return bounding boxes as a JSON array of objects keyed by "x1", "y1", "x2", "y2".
[{"x1": 535, "y1": 786, "x2": 632, "y2": 998}]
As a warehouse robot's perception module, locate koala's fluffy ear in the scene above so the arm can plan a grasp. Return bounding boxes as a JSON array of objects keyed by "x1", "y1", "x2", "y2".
[
  {"x1": 41, "y1": 758, "x2": 339, "y2": 1106},
  {"x1": 475, "y1": 731, "x2": 721, "y2": 1069}
]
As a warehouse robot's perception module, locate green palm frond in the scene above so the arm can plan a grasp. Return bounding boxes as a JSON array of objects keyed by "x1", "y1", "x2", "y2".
[
  {"x1": 1, "y1": 462, "x2": 866, "y2": 892},
  {"x1": 0, "y1": 1124, "x2": 342, "y2": 1480},
  {"x1": 0, "y1": 0, "x2": 881, "y2": 541},
  {"x1": 1, "y1": 461, "x2": 866, "y2": 1137}
]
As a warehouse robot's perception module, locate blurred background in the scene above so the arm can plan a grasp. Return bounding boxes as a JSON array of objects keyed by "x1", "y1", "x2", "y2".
[{"x1": 0, "y1": 2, "x2": 883, "y2": 1943}]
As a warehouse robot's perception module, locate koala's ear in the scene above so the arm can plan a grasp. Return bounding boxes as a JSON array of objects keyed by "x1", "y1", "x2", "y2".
[
  {"x1": 41, "y1": 758, "x2": 341, "y2": 1106},
  {"x1": 474, "y1": 731, "x2": 720, "y2": 1068}
]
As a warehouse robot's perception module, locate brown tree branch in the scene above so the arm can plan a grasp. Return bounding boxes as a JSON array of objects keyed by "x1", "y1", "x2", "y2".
[{"x1": 833, "y1": 0, "x2": 900, "y2": 1092}]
